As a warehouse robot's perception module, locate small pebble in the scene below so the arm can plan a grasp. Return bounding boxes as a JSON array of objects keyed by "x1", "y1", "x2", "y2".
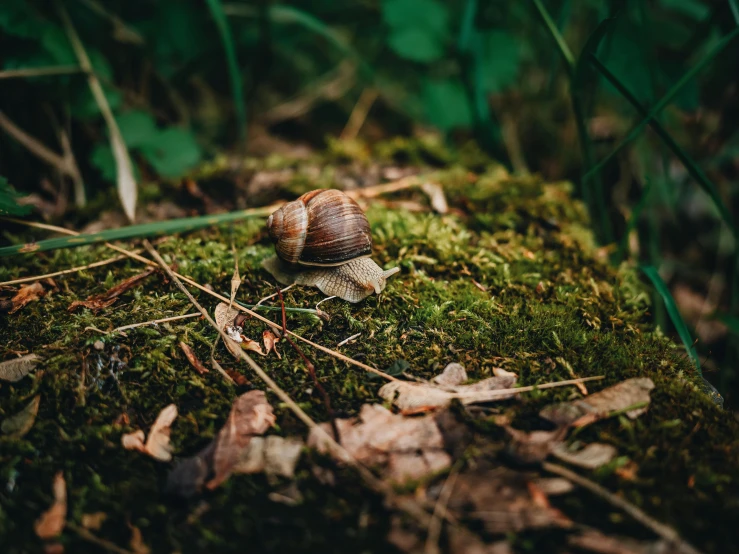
[{"x1": 93, "y1": 340, "x2": 105, "y2": 351}]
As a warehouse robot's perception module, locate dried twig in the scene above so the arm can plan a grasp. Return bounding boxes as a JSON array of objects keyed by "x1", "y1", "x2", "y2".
[
  {"x1": 113, "y1": 313, "x2": 201, "y2": 333},
  {"x1": 542, "y1": 462, "x2": 702, "y2": 554},
  {"x1": 341, "y1": 88, "x2": 379, "y2": 141},
  {"x1": 0, "y1": 252, "x2": 134, "y2": 287}
]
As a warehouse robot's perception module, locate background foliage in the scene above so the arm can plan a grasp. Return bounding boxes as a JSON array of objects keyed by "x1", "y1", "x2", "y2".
[{"x1": 1, "y1": 0, "x2": 738, "y2": 402}]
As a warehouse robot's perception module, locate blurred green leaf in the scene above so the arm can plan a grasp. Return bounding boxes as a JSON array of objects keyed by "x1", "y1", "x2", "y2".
[
  {"x1": 480, "y1": 30, "x2": 522, "y2": 93},
  {"x1": 599, "y1": 21, "x2": 653, "y2": 104},
  {"x1": 0, "y1": 177, "x2": 32, "y2": 216},
  {"x1": 70, "y1": 86, "x2": 123, "y2": 119},
  {"x1": 139, "y1": 128, "x2": 202, "y2": 178},
  {"x1": 90, "y1": 144, "x2": 116, "y2": 182},
  {"x1": 117, "y1": 111, "x2": 159, "y2": 148},
  {"x1": 382, "y1": 0, "x2": 449, "y2": 37},
  {"x1": 387, "y1": 28, "x2": 445, "y2": 62},
  {"x1": 422, "y1": 79, "x2": 472, "y2": 130},
  {"x1": 658, "y1": 0, "x2": 710, "y2": 20}
]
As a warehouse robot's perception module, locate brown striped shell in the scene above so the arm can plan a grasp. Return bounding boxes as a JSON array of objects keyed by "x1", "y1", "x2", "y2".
[{"x1": 267, "y1": 189, "x2": 372, "y2": 267}]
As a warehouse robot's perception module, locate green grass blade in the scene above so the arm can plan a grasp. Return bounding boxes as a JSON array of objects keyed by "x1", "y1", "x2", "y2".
[
  {"x1": 586, "y1": 28, "x2": 739, "y2": 181},
  {"x1": 0, "y1": 207, "x2": 273, "y2": 258},
  {"x1": 640, "y1": 265, "x2": 701, "y2": 373},
  {"x1": 204, "y1": 0, "x2": 247, "y2": 140},
  {"x1": 589, "y1": 54, "x2": 737, "y2": 240},
  {"x1": 729, "y1": 0, "x2": 739, "y2": 25},
  {"x1": 531, "y1": 0, "x2": 575, "y2": 72}
]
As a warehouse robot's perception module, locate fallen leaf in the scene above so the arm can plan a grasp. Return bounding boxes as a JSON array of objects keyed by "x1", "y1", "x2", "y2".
[
  {"x1": 213, "y1": 302, "x2": 265, "y2": 356},
  {"x1": 121, "y1": 405, "x2": 178, "y2": 461},
  {"x1": 34, "y1": 472, "x2": 66, "y2": 540},
  {"x1": 379, "y1": 364, "x2": 517, "y2": 413},
  {"x1": 0, "y1": 282, "x2": 45, "y2": 314},
  {"x1": 2, "y1": 395, "x2": 41, "y2": 438},
  {"x1": 68, "y1": 269, "x2": 156, "y2": 312},
  {"x1": 0, "y1": 353, "x2": 40, "y2": 382},
  {"x1": 233, "y1": 435, "x2": 304, "y2": 478},
  {"x1": 179, "y1": 342, "x2": 209, "y2": 375},
  {"x1": 145, "y1": 404, "x2": 178, "y2": 461},
  {"x1": 240, "y1": 337, "x2": 266, "y2": 356},
  {"x1": 207, "y1": 391, "x2": 276, "y2": 489},
  {"x1": 121, "y1": 430, "x2": 146, "y2": 451},
  {"x1": 128, "y1": 523, "x2": 151, "y2": 554},
  {"x1": 540, "y1": 378, "x2": 654, "y2": 428},
  {"x1": 214, "y1": 302, "x2": 240, "y2": 331},
  {"x1": 550, "y1": 442, "x2": 618, "y2": 470},
  {"x1": 81, "y1": 512, "x2": 107, "y2": 531},
  {"x1": 532, "y1": 477, "x2": 574, "y2": 496},
  {"x1": 420, "y1": 182, "x2": 449, "y2": 214},
  {"x1": 504, "y1": 426, "x2": 569, "y2": 465},
  {"x1": 225, "y1": 369, "x2": 250, "y2": 386},
  {"x1": 308, "y1": 404, "x2": 451, "y2": 484},
  {"x1": 262, "y1": 330, "x2": 281, "y2": 358}
]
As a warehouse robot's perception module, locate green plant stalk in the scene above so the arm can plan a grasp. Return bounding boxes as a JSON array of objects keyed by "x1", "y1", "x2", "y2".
[
  {"x1": 586, "y1": 28, "x2": 739, "y2": 181},
  {"x1": 730, "y1": 0, "x2": 739, "y2": 25},
  {"x1": 205, "y1": 0, "x2": 247, "y2": 141},
  {"x1": 640, "y1": 266, "x2": 700, "y2": 373},
  {"x1": 531, "y1": 0, "x2": 575, "y2": 69},
  {"x1": 589, "y1": 55, "x2": 737, "y2": 241},
  {"x1": 0, "y1": 207, "x2": 274, "y2": 257}
]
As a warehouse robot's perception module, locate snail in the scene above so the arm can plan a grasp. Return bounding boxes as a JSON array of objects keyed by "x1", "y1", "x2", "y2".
[{"x1": 261, "y1": 189, "x2": 399, "y2": 302}]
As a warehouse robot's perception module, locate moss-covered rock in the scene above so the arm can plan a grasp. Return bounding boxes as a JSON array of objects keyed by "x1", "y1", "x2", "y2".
[{"x1": 1, "y1": 149, "x2": 737, "y2": 553}]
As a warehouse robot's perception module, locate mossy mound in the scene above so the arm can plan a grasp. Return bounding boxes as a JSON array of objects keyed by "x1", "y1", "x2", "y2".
[{"x1": 1, "y1": 148, "x2": 738, "y2": 553}]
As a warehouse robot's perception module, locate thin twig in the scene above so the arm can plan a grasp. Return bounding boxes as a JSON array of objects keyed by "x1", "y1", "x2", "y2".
[
  {"x1": 0, "y1": 66, "x2": 84, "y2": 79},
  {"x1": 0, "y1": 252, "x2": 135, "y2": 286},
  {"x1": 0, "y1": 111, "x2": 76, "y2": 177},
  {"x1": 140, "y1": 239, "x2": 437, "y2": 529},
  {"x1": 67, "y1": 523, "x2": 134, "y2": 554},
  {"x1": 542, "y1": 462, "x2": 702, "y2": 554},
  {"x1": 337, "y1": 332, "x2": 361, "y2": 347},
  {"x1": 277, "y1": 287, "x2": 340, "y2": 442},
  {"x1": 425, "y1": 463, "x2": 462, "y2": 554},
  {"x1": 113, "y1": 313, "x2": 201, "y2": 332},
  {"x1": 340, "y1": 88, "x2": 379, "y2": 141}
]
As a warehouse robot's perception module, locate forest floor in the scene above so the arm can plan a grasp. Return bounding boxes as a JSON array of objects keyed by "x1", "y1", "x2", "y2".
[{"x1": 1, "y1": 141, "x2": 738, "y2": 554}]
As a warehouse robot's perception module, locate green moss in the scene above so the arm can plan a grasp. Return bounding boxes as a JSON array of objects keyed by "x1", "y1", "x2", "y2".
[{"x1": 1, "y1": 147, "x2": 738, "y2": 553}]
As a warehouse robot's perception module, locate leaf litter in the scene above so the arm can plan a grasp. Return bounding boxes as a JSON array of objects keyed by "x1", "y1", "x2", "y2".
[
  {"x1": 121, "y1": 404, "x2": 178, "y2": 462},
  {"x1": 179, "y1": 341, "x2": 209, "y2": 375},
  {"x1": 34, "y1": 471, "x2": 66, "y2": 540},
  {"x1": 0, "y1": 282, "x2": 45, "y2": 314},
  {"x1": 2, "y1": 395, "x2": 41, "y2": 438},
  {"x1": 68, "y1": 267, "x2": 158, "y2": 312},
  {"x1": 0, "y1": 353, "x2": 40, "y2": 382}
]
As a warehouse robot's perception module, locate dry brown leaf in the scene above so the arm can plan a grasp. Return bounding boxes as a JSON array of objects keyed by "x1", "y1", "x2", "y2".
[
  {"x1": 214, "y1": 302, "x2": 239, "y2": 331},
  {"x1": 207, "y1": 390, "x2": 276, "y2": 489},
  {"x1": 145, "y1": 404, "x2": 178, "y2": 461},
  {"x1": 420, "y1": 182, "x2": 449, "y2": 214},
  {"x1": 504, "y1": 425, "x2": 569, "y2": 465},
  {"x1": 128, "y1": 523, "x2": 151, "y2": 554},
  {"x1": 262, "y1": 330, "x2": 280, "y2": 358},
  {"x1": 2, "y1": 395, "x2": 41, "y2": 438},
  {"x1": 0, "y1": 353, "x2": 40, "y2": 382},
  {"x1": 308, "y1": 404, "x2": 451, "y2": 484},
  {"x1": 233, "y1": 435, "x2": 304, "y2": 478},
  {"x1": 224, "y1": 369, "x2": 250, "y2": 386},
  {"x1": 379, "y1": 364, "x2": 517, "y2": 413},
  {"x1": 68, "y1": 268, "x2": 156, "y2": 313},
  {"x1": 179, "y1": 342, "x2": 209, "y2": 375},
  {"x1": 121, "y1": 430, "x2": 146, "y2": 452},
  {"x1": 214, "y1": 302, "x2": 265, "y2": 356},
  {"x1": 240, "y1": 337, "x2": 266, "y2": 356},
  {"x1": 550, "y1": 442, "x2": 618, "y2": 470},
  {"x1": 0, "y1": 282, "x2": 45, "y2": 314},
  {"x1": 540, "y1": 378, "x2": 654, "y2": 428},
  {"x1": 81, "y1": 512, "x2": 107, "y2": 531},
  {"x1": 34, "y1": 471, "x2": 66, "y2": 540}
]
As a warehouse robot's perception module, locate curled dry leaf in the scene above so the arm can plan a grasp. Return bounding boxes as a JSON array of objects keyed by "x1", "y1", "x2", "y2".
[
  {"x1": 214, "y1": 302, "x2": 265, "y2": 356},
  {"x1": 179, "y1": 342, "x2": 209, "y2": 375},
  {"x1": 2, "y1": 395, "x2": 41, "y2": 438},
  {"x1": 81, "y1": 512, "x2": 107, "y2": 531},
  {"x1": 308, "y1": 404, "x2": 451, "y2": 484},
  {"x1": 128, "y1": 523, "x2": 151, "y2": 554},
  {"x1": 0, "y1": 353, "x2": 40, "y2": 382},
  {"x1": 504, "y1": 425, "x2": 569, "y2": 465},
  {"x1": 419, "y1": 182, "x2": 449, "y2": 214},
  {"x1": 262, "y1": 330, "x2": 281, "y2": 358},
  {"x1": 68, "y1": 268, "x2": 156, "y2": 312},
  {"x1": 540, "y1": 378, "x2": 654, "y2": 428},
  {"x1": 233, "y1": 435, "x2": 304, "y2": 478},
  {"x1": 34, "y1": 471, "x2": 66, "y2": 540},
  {"x1": 379, "y1": 363, "x2": 517, "y2": 413},
  {"x1": 121, "y1": 405, "x2": 178, "y2": 462},
  {"x1": 0, "y1": 282, "x2": 45, "y2": 314},
  {"x1": 550, "y1": 442, "x2": 618, "y2": 470}
]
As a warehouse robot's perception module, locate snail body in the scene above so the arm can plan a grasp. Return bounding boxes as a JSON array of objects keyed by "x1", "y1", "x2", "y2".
[{"x1": 262, "y1": 189, "x2": 399, "y2": 302}]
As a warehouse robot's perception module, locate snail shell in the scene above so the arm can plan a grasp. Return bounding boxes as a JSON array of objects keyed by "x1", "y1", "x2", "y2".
[
  {"x1": 267, "y1": 189, "x2": 372, "y2": 267},
  {"x1": 263, "y1": 189, "x2": 399, "y2": 303}
]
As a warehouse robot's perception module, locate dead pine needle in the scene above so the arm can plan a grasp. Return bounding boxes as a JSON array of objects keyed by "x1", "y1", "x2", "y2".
[
  {"x1": 542, "y1": 462, "x2": 702, "y2": 554},
  {"x1": 113, "y1": 313, "x2": 201, "y2": 333}
]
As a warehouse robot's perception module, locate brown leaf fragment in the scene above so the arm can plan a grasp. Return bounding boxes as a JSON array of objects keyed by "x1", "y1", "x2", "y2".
[
  {"x1": 207, "y1": 390, "x2": 276, "y2": 489},
  {"x1": 550, "y1": 442, "x2": 618, "y2": 470},
  {"x1": 81, "y1": 512, "x2": 107, "y2": 531},
  {"x1": 179, "y1": 342, "x2": 209, "y2": 375},
  {"x1": 145, "y1": 404, "x2": 178, "y2": 461},
  {"x1": 420, "y1": 182, "x2": 449, "y2": 214},
  {"x1": 68, "y1": 268, "x2": 156, "y2": 312},
  {"x1": 121, "y1": 430, "x2": 146, "y2": 452},
  {"x1": 504, "y1": 425, "x2": 569, "y2": 465},
  {"x1": 214, "y1": 302, "x2": 239, "y2": 332},
  {"x1": 308, "y1": 404, "x2": 451, "y2": 484},
  {"x1": 262, "y1": 330, "x2": 281, "y2": 358},
  {"x1": 0, "y1": 353, "x2": 40, "y2": 382},
  {"x1": 240, "y1": 336, "x2": 266, "y2": 356},
  {"x1": 2, "y1": 395, "x2": 41, "y2": 438},
  {"x1": 0, "y1": 282, "x2": 45, "y2": 314},
  {"x1": 128, "y1": 523, "x2": 151, "y2": 554},
  {"x1": 34, "y1": 472, "x2": 66, "y2": 540},
  {"x1": 225, "y1": 369, "x2": 250, "y2": 386},
  {"x1": 432, "y1": 362, "x2": 467, "y2": 386},
  {"x1": 531, "y1": 477, "x2": 574, "y2": 496},
  {"x1": 233, "y1": 435, "x2": 304, "y2": 478},
  {"x1": 540, "y1": 378, "x2": 654, "y2": 428}
]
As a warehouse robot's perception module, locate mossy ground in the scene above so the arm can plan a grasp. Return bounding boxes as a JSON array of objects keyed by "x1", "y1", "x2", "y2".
[{"x1": 1, "y1": 142, "x2": 738, "y2": 553}]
